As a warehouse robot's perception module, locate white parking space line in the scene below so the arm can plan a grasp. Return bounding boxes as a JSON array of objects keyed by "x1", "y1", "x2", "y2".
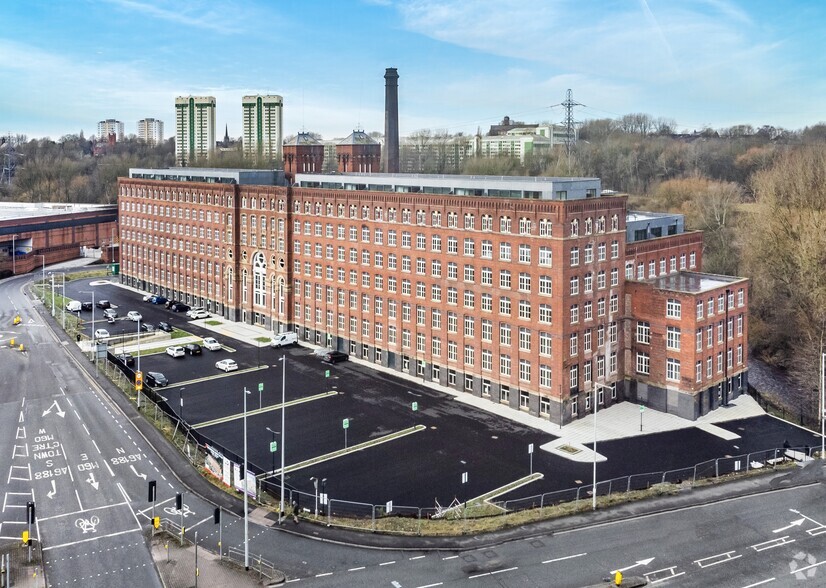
[{"x1": 543, "y1": 552, "x2": 586, "y2": 564}]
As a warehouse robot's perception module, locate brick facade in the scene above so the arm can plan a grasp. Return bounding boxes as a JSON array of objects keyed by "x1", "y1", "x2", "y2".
[{"x1": 118, "y1": 173, "x2": 745, "y2": 423}]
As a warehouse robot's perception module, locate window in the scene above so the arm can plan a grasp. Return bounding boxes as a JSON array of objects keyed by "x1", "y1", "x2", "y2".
[
  {"x1": 570, "y1": 304, "x2": 579, "y2": 324},
  {"x1": 500, "y1": 271, "x2": 512, "y2": 289},
  {"x1": 519, "y1": 300, "x2": 531, "y2": 319},
  {"x1": 518, "y1": 244, "x2": 531, "y2": 263},
  {"x1": 519, "y1": 273, "x2": 531, "y2": 292},
  {"x1": 667, "y1": 326, "x2": 681, "y2": 350},
  {"x1": 499, "y1": 243, "x2": 512, "y2": 261},
  {"x1": 636, "y1": 322, "x2": 651, "y2": 344},
  {"x1": 584, "y1": 244, "x2": 593, "y2": 264},
  {"x1": 696, "y1": 361, "x2": 703, "y2": 382},
  {"x1": 539, "y1": 304, "x2": 552, "y2": 324},
  {"x1": 464, "y1": 239, "x2": 475, "y2": 256},
  {"x1": 570, "y1": 247, "x2": 579, "y2": 266},
  {"x1": 539, "y1": 276, "x2": 552, "y2": 295},
  {"x1": 666, "y1": 358, "x2": 681, "y2": 382},
  {"x1": 584, "y1": 273, "x2": 593, "y2": 293},
  {"x1": 447, "y1": 237, "x2": 458, "y2": 254},
  {"x1": 539, "y1": 332, "x2": 552, "y2": 355},
  {"x1": 666, "y1": 299, "x2": 681, "y2": 319},
  {"x1": 696, "y1": 328, "x2": 703, "y2": 352},
  {"x1": 539, "y1": 247, "x2": 552, "y2": 267},
  {"x1": 570, "y1": 277, "x2": 579, "y2": 295},
  {"x1": 697, "y1": 301, "x2": 704, "y2": 319},
  {"x1": 519, "y1": 360, "x2": 531, "y2": 383},
  {"x1": 481, "y1": 240, "x2": 492, "y2": 259},
  {"x1": 570, "y1": 333, "x2": 578, "y2": 356}
]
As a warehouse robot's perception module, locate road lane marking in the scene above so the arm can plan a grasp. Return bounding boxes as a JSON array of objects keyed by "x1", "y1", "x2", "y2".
[
  {"x1": 695, "y1": 551, "x2": 741, "y2": 568},
  {"x1": 415, "y1": 583, "x2": 443, "y2": 588},
  {"x1": 790, "y1": 560, "x2": 826, "y2": 575},
  {"x1": 409, "y1": 555, "x2": 426, "y2": 560},
  {"x1": 348, "y1": 566, "x2": 365, "y2": 571},
  {"x1": 315, "y1": 572, "x2": 333, "y2": 577},
  {"x1": 442, "y1": 555, "x2": 458, "y2": 560},
  {"x1": 543, "y1": 552, "x2": 586, "y2": 564},
  {"x1": 741, "y1": 579, "x2": 775, "y2": 587},
  {"x1": 380, "y1": 561, "x2": 396, "y2": 566},
  {"x1": 468, "y1": 566, "x2": 518, "y2": 579},
  {"x1": 645, "y1": 567, "x2": 685, "y2": 584},
  {"x1": 752, "y1": 537, "x2": 795, "y2": 552}
]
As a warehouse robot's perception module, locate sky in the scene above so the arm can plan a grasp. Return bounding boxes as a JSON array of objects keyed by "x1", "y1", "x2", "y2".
[{"x1": 2, "y1": 0, "x2": 825, "y2": 141}]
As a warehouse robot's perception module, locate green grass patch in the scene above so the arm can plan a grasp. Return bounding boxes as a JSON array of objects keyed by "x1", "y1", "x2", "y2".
[
  {"x1": 171, "y1": 330, "x2": 190, "y2": 339},
  {"x1": 254, "y1": 336, "x2": 271, "y2": 343},
  {"x1": 205, "y1": 320, "x2": 222, "y2": 326}
]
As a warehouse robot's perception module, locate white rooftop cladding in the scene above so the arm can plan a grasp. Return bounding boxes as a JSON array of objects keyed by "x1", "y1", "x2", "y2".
[
  {"x1": 0, "y1": 201, "x2": 116, "y2": 221},
  {"x1": 294, "y1": 172, "x2": 601, "y2": 200},
  {"x1": 652, "y1": 271, "x2": 745, "y2": 294},
  {"x1": 129, "y1": 168, "x2": 286, "y2": 186},
  {"x1": 626, "y1": 210, "x2": 686, "y2": 242}
]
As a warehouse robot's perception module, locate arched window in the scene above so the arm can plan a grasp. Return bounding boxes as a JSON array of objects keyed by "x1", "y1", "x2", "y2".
[{"x1": 253, "y1": 252, "x2": 266, "y2": 307}]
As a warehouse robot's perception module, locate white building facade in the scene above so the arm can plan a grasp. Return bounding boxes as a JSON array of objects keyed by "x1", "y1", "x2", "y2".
[
  {"x1": 174, "y1": 96, "x2": 216, "y2": 166},
  {"x1": 97, "y1": 119, "x2": 124, "y2": 141},
  {"x1": 137, "y1": 118, "x2": 165, "y2": 145},
  {"x1": 242, "y1": 95, "x2": 283, "y2": 164}
]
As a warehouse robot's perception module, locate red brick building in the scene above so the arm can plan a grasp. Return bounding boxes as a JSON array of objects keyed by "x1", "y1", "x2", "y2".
[
  {"x1": 1, "y1": 203, "x2": 119, "y2": 277},
  {"x1": 335, "y1": 131, "x2": 380, "y2": 173},
  {"x1": 283, "y1": 133, "x2": 324, "y2": 181},
  {"x1": 118, "y1": 169, "x2": 747, "y2": 422}
]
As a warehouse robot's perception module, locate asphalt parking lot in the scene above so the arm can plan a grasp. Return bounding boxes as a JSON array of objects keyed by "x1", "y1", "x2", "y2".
[{"x1": 63, "y1": 278, "x2": 824, "y2": 510}]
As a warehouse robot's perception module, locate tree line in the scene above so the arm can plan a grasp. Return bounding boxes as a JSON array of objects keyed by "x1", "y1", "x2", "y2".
[{"x1": 3, "y1": 118, "x2": 826, "y2": 409}]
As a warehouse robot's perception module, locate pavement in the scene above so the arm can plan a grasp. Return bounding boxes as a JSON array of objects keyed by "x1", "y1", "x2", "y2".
[{"x1": 21, "y1": 274, "x2": 826, "y2": 586}]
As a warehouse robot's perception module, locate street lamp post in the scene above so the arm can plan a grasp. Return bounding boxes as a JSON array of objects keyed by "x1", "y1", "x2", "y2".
[
  {"x1": 37, "y1": 254, "x2": 45, "y2": 292},
  {"x1": 821, "y1": 351, "x2": 825, "y2": 460},
  {"x1": 136, "y1": 320, "x2": 142, "y2": 408},
  {"x1": 591, "y1": 381, "x2": 611, "y2": 511},
  {"x1": 50, "y1": 273, "x2": 55, "y2": 316},
  {"x1": 242, "y1": 386, "x2": 252, "y2": 570},
  {"x1": 279, "y1": 355, "x2": 286, "y2": 524},
  {"x1": 310, "y1": 476, "x2": 319, "y2": 518}
]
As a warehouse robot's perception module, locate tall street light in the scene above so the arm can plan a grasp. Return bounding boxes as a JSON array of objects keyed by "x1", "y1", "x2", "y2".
[
  {"x1": 279, "y1": 355, "x2": 286, "y2": 524},
  {"x1": 821, "y1": 351, "x2": 825, "y2": 460},
  {"x1": 81, "y1": 290, "x2": 95, "y2": 354},
  {"x1": 36, "y1": 254, "x2": 45, "y2": 291},
  {"x1": 242, "y1": 386, "x2": 252, "y2": 570}
]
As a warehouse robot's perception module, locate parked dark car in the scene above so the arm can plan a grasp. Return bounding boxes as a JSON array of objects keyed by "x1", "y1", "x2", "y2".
[
  {"x1": 184, "y1": 343, "x2": 202, "y2": 356},
  {"x1": 150, "y1": 295, "x2": 168, "y2": 305},
  {"x1": 322, "y1": 351, "x2": 349, "y2": 364},
  {"x1": 145, "y1": 371, "x2": 168, "y2": 387},
  {"x1": 164, "y1": 300, "x2": 178, "y2": 309},
  {"x1": 157, "y1": 321, "x2": 174, "y2": 333},
  {"x1": 96, "y1": 300, "x2": 111, "y2": 309},
  {"x1": 170, "y1": 303, "x2": 190, "y2": 313},
  {"x1": 81, "y1": 302, "x2": 93, "y2": 311},
  {"x1": 116, "y1": 353, "x2": 135, "y2": 367},
  {"x1": 140, "y1": 322, "x2": 156, "y2": 333}
]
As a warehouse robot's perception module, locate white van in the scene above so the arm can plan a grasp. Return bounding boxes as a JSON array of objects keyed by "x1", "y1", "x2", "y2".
[
  {"x1": 65, "y1": 300, "x2": 82, "y2": 312},
  {"x1": 270, "y1": 331, "x2": 298, "y2": 348}
]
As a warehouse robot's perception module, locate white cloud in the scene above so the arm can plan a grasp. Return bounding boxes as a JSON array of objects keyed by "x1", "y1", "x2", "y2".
[{"x1": 101, "y1": 0, "x2": 251, "y2": 34}]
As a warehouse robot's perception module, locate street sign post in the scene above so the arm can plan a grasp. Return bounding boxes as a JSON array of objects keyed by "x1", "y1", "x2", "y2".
[
  {"x1": 640, "y1": 404, "x2": 645, "y2": 431},
  {"x1": 343, "y1": 418, "x2": 349, "y2": 448}
]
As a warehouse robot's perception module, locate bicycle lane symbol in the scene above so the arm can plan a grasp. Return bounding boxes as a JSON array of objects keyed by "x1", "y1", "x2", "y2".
[
  {"x1": 164, "y1": 504, "x2": 195, "y2": 518},
  {"x1": 75, "y1": 516, "x2": 100, "y2": 534}
]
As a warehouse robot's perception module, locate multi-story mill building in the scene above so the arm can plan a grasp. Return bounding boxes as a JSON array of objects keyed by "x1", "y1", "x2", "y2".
[{"x1": 119, "y1": 169, "x2": 748, "y2": 422}]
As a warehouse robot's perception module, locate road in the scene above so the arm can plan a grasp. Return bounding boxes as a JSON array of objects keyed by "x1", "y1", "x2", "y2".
[{"x1": 287, "y1": 483, "x2": 826, "y2": 587}]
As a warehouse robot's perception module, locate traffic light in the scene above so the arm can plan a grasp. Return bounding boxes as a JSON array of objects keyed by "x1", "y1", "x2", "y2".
[
  {"x1": 27, "y1": 501, "x2": 35, "y2": 524},
  {"x1": 213, "y1": 507, "x2": 221, "y2": 524},
  {"x1": 175, "y1": 493, "x2": 182, "y2": 510},
  {"x1": 148, "y1": 480, "x2": 156, "y2": 502},
  {"x1": 135, "y1": 371, "x2": 143, "y2": 392}
]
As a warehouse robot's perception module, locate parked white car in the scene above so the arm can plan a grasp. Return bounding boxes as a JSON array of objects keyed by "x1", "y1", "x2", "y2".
[
  {"x1": 127, "y1": 311, "x2": 143, "y2": 322},
  {"x1": 202, "y1": 337, "x2": 222, "y2": 351},
  {"x1": 186, "y1": 306, "x2": 205, "y2": 318},
  {"x1": 270, "y1": 331, "x2": 298, "y2": 348},
  {"x1": 166, "y1": 346, "x2": 185, "y2": 358},
  {"x1": 215, "y1": 359, "x2": 238, "y2": 372},
  {"x1": 189, "y1": 309, "x2": 210, "y2": 319},
  {"x1": 94, "y1": 329, "x2": 110, "y2": 340}
]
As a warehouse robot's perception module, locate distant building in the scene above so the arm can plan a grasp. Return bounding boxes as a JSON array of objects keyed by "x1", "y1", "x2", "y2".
[
  {"x1": 283, "y1": 133, "x2": 324, "y2": 180},
  {"x1": 97, "y1": 119, "x2": 124, "y2": 142},
  {"x1": 242, "y1": 95, "x2": 283, "y2": 164},
  {"x1": 335, "y1": 131, "x2": 381, "y2": 173},
  {"x1": 174, "y1": 96, "x2": 216, "y2": 166},
  {"x1": 137, "y1": 118, "x2": 164, "y2": 145}
]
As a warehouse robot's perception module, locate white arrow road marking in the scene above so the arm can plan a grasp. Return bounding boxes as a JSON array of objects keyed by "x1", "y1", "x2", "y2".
[
  {"x1": 86, "y1": 473, "x2": 99, "y2": 490},
  {"x1": 129, "y1": 465, "x2": 147, "y2": 480},
  {"x1": 46, "y1": 480, "x2": 57, "y2": 499},
  {"x1": 42, "y1": 400, "x2": 65, "y2": 418},
  {"x1": 790, "y1": 508, "x2": 826, "y2": 532},
  {"x1": 611, "y1": 557, "x2": 655, "y2": 574},
  {"x1": 774, "y1": 518, "x2": 805, "y2": 533}
]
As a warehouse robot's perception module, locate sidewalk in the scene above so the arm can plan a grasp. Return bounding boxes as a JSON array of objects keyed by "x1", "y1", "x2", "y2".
[{"x1": 151, "y1": 536, "x2": 283, "y2": 587}]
